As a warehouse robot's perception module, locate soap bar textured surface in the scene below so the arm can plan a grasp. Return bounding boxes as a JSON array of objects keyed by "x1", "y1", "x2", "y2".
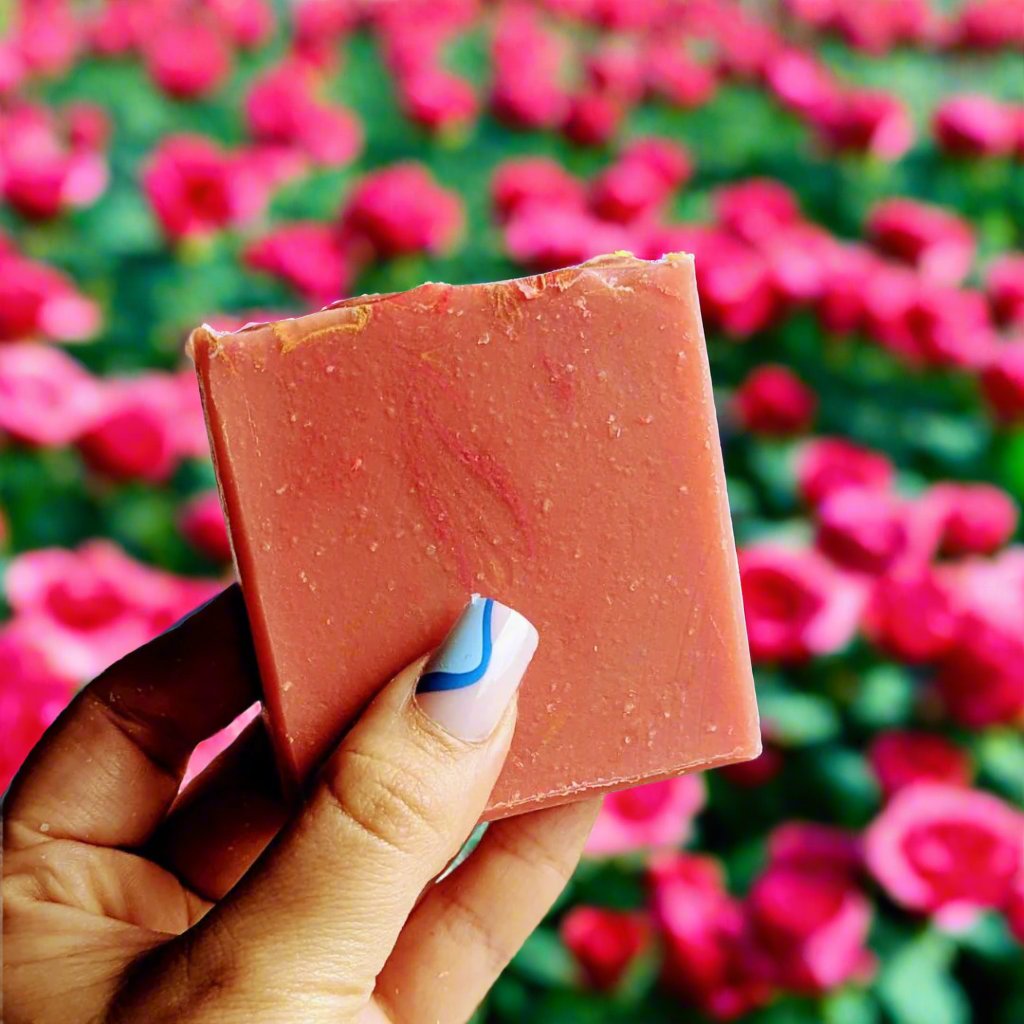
[{"x1": 191, "y1": 253, "x2": 759, "y2": 815}]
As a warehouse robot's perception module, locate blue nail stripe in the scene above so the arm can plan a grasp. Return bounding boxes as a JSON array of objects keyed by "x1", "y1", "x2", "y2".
[{"x1": 418, "y1": 598, "x2": 494, "y2": 693}]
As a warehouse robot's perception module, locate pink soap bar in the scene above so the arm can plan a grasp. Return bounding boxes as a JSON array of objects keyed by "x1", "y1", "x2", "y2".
[{"x1": 191, "y1": 253, "x2": 759, "y2": 815}]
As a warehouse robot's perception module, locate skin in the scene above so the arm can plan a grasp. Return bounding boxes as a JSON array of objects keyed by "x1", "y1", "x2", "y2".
[{"x1": 2, "y1": 585, "x2": 601, "y2": 1023}]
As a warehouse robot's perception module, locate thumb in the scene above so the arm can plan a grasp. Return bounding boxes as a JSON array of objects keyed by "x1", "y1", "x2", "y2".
[{"x1": 123, "y1": 596, "x2": 537, "y2": 1024}]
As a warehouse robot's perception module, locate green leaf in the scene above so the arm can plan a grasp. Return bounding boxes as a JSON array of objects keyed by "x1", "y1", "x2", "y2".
[
  {"x1": 758, "y1": 690, "x2": 841, "y2": 746},
  {"x1": 975, "y1": 730, "x2": 1024, "y2": 804},
  {"x1": 877, "y1": 931, "x2": 970, "y2": 1024},
  {"x1": 824, "y1": 988, "x2": 880, "y2": 1024},
  {"x1": 509, "y1": 927, "x2": 577, "y2": 988},
  {"x1": 849, "y1": 666, "x2": 916, "y2": 730}
]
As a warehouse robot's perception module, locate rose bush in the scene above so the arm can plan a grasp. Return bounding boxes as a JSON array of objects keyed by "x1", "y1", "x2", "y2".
[{"x1": 2, "y1": 1, "x2": 1022, "y2": 1021}]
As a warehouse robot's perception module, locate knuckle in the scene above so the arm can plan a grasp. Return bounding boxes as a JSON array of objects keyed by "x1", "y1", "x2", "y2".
[
  {"x1": 322, "y1": 746, "x2": 446, "y2": 855},
  {"x1": 436, "y1": 884, "x2": 515, "y2": 975}
]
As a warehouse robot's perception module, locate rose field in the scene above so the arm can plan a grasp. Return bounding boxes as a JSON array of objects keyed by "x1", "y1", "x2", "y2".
[{"x1": 1, "y1": 0, "x2": 1023, "y2": 1021}]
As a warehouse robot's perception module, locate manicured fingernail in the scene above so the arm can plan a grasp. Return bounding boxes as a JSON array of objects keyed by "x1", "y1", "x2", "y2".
[{"x1": 415, "y1": 595, "x2": 538, "y2": 741}]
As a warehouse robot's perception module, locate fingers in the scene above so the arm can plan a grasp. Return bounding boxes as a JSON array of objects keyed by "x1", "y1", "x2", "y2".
[
  {"x1": 147, "y1": 719, "x2": 288, "y2": 903},
  {"x1": 374, "y1": 798, "x2": 602, "y2": 1024},
  {"x1": 128, "y1": 597, "x2": 537, "y2": 1024},
  {"x1": 4, "y1": 585, "x2": 260, "y2": 851}
]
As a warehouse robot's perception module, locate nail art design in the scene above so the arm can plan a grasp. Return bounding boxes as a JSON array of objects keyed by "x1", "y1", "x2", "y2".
[{"x1": 416, "y1": 594, "x2": 538, "y2": 740}]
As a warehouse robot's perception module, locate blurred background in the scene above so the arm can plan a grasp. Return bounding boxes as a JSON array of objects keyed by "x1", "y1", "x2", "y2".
[{"x1": 1, "y1": 0, "x2": 1023, "y2": 1020}]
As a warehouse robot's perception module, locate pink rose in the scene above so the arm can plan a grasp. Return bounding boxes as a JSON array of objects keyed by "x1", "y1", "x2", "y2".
[
  {"x1": 397, "y1": 67, "x2": 477, "y2": 133},
  {"x1": 760, "y1": 224, "x2": 838, "y2": 304},
  {"x1": 866, "y1": 783, "x2": 1024, "y2": 927},
  {"x1": 0, "y1": 250, "x2": 100, "y2": 343},
  {"x1": 342, "y1": 163, "x2": 463, "y2": 258},
  {"x1": 868, "y1": 731, "x2": 972, "y2": 799},
  {"x1": 816, "y1": 488, "x2": 915, "y2": 575},
  {"x1": 863, "y1": 567, "x2": 961, "y2": 663},
  {"x1": 650, "y1": 853, "x2": 770, "y2": 1020},
  {"x1": 504, "y1": 201, "x2": 633, "y2": 272},
  {"x1": 764, "y1": 48, "x2": 840, "y2": 120},
  {"x1": 8, "y1": 0, "x2": 81, "y2": 80},
  {"x1": 733, "y1": 365, "x2": 816, "y2": 436},
  {"x1": 585, "y1": 42, "x2": 645, "y2": 103},
  {"x1": 953, "y1": 0, "x2": 1024, "y2": 49},
  {"x1": 142, "y1": 17, "x2": 232, "y2": 100},
  {"x1": 491, "y1": 157, "x2": 586, "y2": 222},
  {"x1": 867, "y1": 198, "x2": 975, "y2": 286},
  {"x1": 740, "y1": 545, "x2": 866, "y2": 663},
  {"x1": 1007, "y1": 873, "x2": 1024, "y2": 945},
  {"x1": 143, "y1": 135, "x2": 268, "y2": 240},
  {"x1": 720, "y1": 739, "x2": 784, "y2": 787},
  {"x1": 0, "y1": 617, "x2": 79, "y2": 790},
  {"x1": 586, "y1": 776, "x2": 705, "y2": 856},
  {"x1": 245, "y1": 222, "x2": 357, "y2": 304},
  {"x1": 207, "y1": 0, "x2": 274, "y2": 49},
  {"x1": 77, "y1": 379, "x2": 179, "y2": 482},
  {"x1": 982, "y1": 341, "x2": 1024, "y2": 423},
  {"x1": 987, "y1": 253, "x2": 1024, "y2": 327},
  {"x1": 645, "y1": 40, "x2": 717, "y2": 108},
  {"x1": 929, "y1": 482, "x2": 1018, "y2": 556},
  {"x1": 0, "y1": 344, "x2": 102, "y2": 446},
  {"x1": 936, "y1": 619, "x2": 1024, "y2": 727},
  {"x1": 179, "y1": 492, "x2": 232, "y2": 564},
  {"x1": 560, "y1": 907, "x2": 649, "y2": 991},
  {"x1": 796, "y1": 437, "x2": 894, "y2": 507},
  {"x1": 816, "y1": 244, "x2": 878, "y2": 335},
  {"x1": 4, "y1": 541, "x2": 221, "y2": 681},
  {"x1": 768, "y1": 822, "x2": 863, "y2": 876},
  {"x1": 689, "y1": 231, "x2": 781, "y2": 338},
  {"x1": 813, "y1": 87, "x2": 914, "y2": 161},
  {"x1": 745, "y1": 864, "x2": 874, "y2": 992},
  {"x1": 716, "y1": 179, "x2": 801, "y2": 245},
  {"x1": 907, "y1": 284, "x2": 995, "y2": 369},
  {"x1": 590, "y1": 137, "x2": 692, "y2": 223},
  {"x1": 934, "y1": 94, "x2": 1017, "y2": 158},
  {"x1": 563, "y1": 90, "x2": 625, "y2": 147}
]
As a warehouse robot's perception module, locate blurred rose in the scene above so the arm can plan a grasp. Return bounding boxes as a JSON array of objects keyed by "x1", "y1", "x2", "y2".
[
  {"x1": 77, "y1": 378, "x2": 180, "y2": 483},
  {"x1": 813, "y1": 88, "x2": 914, "y2": 161},
  {"x1": 586, "y1": 776, "x2": 705, "y2": 856},
  {"x1": 866, "y1": 782, "x2": 1024, "y2": 928},
  {"x1": 929, "y1": 482, "x2": 1018, "y2": 556},
  {"x1": 934, "y1": 94, "x2": 1017, "y2": 158},
  {"x1": 796, "y1": 437, "x2": 894, "y2": 507},
  {"x1": 764, "y1": 48, "x2": 839, "y2": 120},
  {"x1": 8, "y1": 0, "x2": 82, "y2": 80},
  {"x1": 816, "y1": 244, "x2": 877, "y2": 335},
  {"x1": 987, "y1": 254, "x2": 1024, "y2": 327},
  {"x1": 590, "y1": 137, "x2": 692, "y2": 223},
  {"x1": 815, "y1": 488, "x2": 940, "y2": 576},
  {"x1": 560, "y1": 907, "x2": 649, "y2": 991},
  {"x1": 142, "y1": 17, "x2": 232, "y2": 100},
  {"x1": 645, "y1": 40, "x2": 717, "y2": 108},
  {"x1": 867, "y1": 198, "x2": 975, "y2": 286},
  {"x1": 491, "y1": 7, "x2": 569, "y2": 130},
  {"x1": 650, "y1": 853, "x2": 770, "y2": 1020},
  {"x1": 768, "y1": 822, "x2": 862, "y2": 875},
  {"x1": 0, "y1": 344, "x2": 102, "y2": 446},
  {"x1": 1007, "y1": 874, "x2": 1024, "y2": 945},
  {"x1": 143, "y1": 135, "x2": 268, "y2": 240},
  {"x1": 716, "y1": 179, "x2": 800, "y2": 245},
  {"x1": 0, "y1": 617, "x2": 79, "y2": 790},
  {"x1": 868, "y1": 731, "x2": 971, "y2": 799},
  {"x1": 720, "y1": 740, "x2": 784, "y2": 787},
  {"x1": 180, "y1": 492, "x2": 232, "y2": 564},
  {"x1": 492, "y1": 158, "x2": 587, "y2": 223},
  {"x1": 563, "y1": 90, "x2": 625, "y2": 147},
  {"x1": 953, "y1": 0, "x2": 1024, "y2": 49},
  {"x1": 0, "y1": 250, "x2": 100, "y2": 344},
  {"x1": 734, "y1": 365, "x2": 816, "y2": 436},
  {"x1": 936, "y1": 619, "x2": 1024, "y2": 727},
  {"x1": 746, "y1": 864, "x2": 874, "y2": 992},
  {"x1": 981, "y1": 341, "x2": 1024, "y2": 423},
  {"x1": 245, "y1": 222, "x2": 356, "y2": 304},
  {"x1": 740, "y1": 545, "x2": 866, "y2": 662},
  {"x1": 505, "y1": 201, "x2": 633, "y2": 271},
  {"x1": 208, "y1": 0, "x2": 274, "y2": 49},
  {"x1": 863, "y1": 567, "x2": 961, "y2": 663},
  {"x1": 397, "y1": 68, "x2": 477, "y2": 133},
  {"x1": 342, "y1": 163, "x2": 463, "y2": 258},
  {"x1": 4, "y1": 541, "x2": 220, "y2": 681}
]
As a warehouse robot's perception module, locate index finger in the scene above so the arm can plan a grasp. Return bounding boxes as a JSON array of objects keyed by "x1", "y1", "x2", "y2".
[{"x1": 4, "y1": 584, "x2": 261, "y2": 851}]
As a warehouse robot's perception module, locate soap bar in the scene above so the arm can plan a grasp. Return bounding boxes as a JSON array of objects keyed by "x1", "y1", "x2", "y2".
[{"x1": 191, "y1": 253, "x2": 759, "y2": 816}]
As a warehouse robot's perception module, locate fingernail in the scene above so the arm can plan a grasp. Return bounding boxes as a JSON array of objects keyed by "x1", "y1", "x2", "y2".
[{"x1": 415, "y1": 595, "x2": 538, "y2": 741}]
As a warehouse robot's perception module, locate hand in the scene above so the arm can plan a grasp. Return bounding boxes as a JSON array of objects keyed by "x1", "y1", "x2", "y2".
[{"x1": 3, "y1": 586, "x2": 600, "y2": 1023}]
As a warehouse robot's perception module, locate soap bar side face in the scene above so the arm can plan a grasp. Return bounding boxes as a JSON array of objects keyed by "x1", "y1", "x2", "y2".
[{"x1": 194, "y1": 255, "x2": 759, "y2": 813}]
